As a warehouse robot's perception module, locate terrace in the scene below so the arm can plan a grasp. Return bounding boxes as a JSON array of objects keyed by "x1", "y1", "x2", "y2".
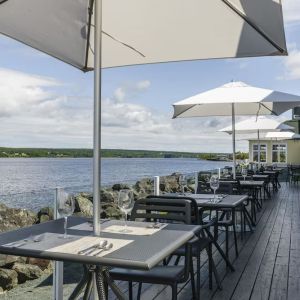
[{"x1": 110, "y1": 181, "x2": 299, "y2": 300}]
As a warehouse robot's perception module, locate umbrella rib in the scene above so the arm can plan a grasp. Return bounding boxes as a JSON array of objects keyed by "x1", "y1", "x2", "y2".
[
  {"x1": 221, "y1": 0, "x2": 287, "y2": 55},
  {"x1": 84, "y1": 0, "x2": 95, "y2": 71},
  {"x1": 259, "y1": 103, "x2": 279, "y2": 116}
]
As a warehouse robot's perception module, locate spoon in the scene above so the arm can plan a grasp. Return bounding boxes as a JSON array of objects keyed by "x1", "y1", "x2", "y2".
[{"x1": 93, "y1": 243, "x2": 113, "y2": 256}]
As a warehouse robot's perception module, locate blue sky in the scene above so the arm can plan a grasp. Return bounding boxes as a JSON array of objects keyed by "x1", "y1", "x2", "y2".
[{"x1": 0, "y1": 1, "x2": 300, "y2": 153}]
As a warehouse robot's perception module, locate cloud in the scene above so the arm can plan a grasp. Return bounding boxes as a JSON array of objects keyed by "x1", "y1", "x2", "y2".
[
  {"x1": 111, "y1": 80, "x2": 151, "y2": 103},
  {"x1": 0, "y1": 68, "x2": 59, "y2": 117},
  {"x1": 279, "y1": 48, "x2": 300, "y2": 80},
  {"x1": 283, "y1": 0, "x2": 300, "y2": 24},
  {"x1": 0, "y1": 70, "x2": 247, "y2": 152}
]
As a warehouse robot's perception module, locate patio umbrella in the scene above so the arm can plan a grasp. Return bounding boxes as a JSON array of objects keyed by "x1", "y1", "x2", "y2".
[
  {"x1": 0, "y1": 0, "x2": 288, "y2": 232},
  {"x1": 173, "y1": 82, "x2": 300, "y2": 178},
  {"x1": 219, "y1": 116, "x2": 294, "y2": 165}
]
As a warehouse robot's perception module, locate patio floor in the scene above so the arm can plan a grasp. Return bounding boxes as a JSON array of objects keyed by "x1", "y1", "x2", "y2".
[{"x1": 110, "y1": 182, "x2": 300, "y2": 300}]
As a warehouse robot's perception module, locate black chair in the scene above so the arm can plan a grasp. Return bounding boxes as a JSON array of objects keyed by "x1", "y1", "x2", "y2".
[
  {"x1": 109, "y1": 198, "x2": 197, "y2": 300},
  {"x1": 147, "y1": 195, "x2": 222, "y2": 293}
]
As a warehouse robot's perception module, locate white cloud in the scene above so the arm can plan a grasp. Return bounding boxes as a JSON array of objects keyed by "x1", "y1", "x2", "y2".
[
  {"x1": 280, "y1": 48, "x2": 300, "y2": 80},
  {"x1": 0, "y1": 70, "x2": 247, "y2": 152},
  {"x1": 283, "y1": 0, "x2": 300, "y2": 24}
]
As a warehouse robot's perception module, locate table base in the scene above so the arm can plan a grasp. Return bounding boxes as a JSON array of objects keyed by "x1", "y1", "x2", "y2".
[{"x1": 69, "y1": 265, "x2": 127, "y2": 300}]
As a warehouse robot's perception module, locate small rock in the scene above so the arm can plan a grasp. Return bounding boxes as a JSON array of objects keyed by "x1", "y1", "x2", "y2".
[
  {"x1": 0, "y1": 268, "x2": 18, "y2": 291},
  {"x1": 12, "y1": 263, "x2": 43, "y2": 284},
  {"x1": 0, "y1": 255, "x2": 26, "y2": 268}
]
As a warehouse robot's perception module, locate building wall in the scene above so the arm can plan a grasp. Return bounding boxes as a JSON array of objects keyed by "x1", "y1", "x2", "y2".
[{"x1": 248, "y1": 139, "x2": 300, "y2": 164}]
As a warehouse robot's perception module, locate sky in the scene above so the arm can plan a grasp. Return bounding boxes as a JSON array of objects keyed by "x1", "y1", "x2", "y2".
[{"x1": 0, "y1": 1, "x2": 300, "y2": 153}]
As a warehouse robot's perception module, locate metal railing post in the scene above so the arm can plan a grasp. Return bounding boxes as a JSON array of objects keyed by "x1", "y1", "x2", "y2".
[
  {"x1": 194, "y1": 172, "x2": 198, "y2": 194},
  {"x1": 154, "y1": 176, "x2": 160, "y2": 196},
  {"x1": 53, "y1": 188, "x2": 64, "y2": 300}
]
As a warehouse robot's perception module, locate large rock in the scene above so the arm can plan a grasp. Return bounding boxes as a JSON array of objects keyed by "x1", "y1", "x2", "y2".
[
  {"x1": 26, "y1": 258, "x2": 52, "y2": 273},
  {"x1": 134, "y1": 178, "x2": 153, "y2": 196},
  {"x1": 12, "y1": 263, "x2": 43, "y2": 284},
  {"x1": 0, "y1": 255, "x2": 26, "y2": 268},
  {"x1": 0, "y1": 268, "x2": 18, "y2": 291},
  {"x1": 100, "y1": 189, "x2": 116, "y2": 203},
  {"x1": 74, "y1": 195, "x2": 93, "y2": 217},
  {"x1": 112, "y1": 183, "x2": 130, "y2": 191},
  {"x1": 0, "y1": 204, "x2": 37, "y2": 233},
  {"x1": 101, "y1": 203, "x2": 122, "y2": 219},
  {"x1": 37, "y1": 207, "x2": 53, "y2": 223},
  {"x1": 160, "y1": 175, "x2": 180, "y2": 193}
]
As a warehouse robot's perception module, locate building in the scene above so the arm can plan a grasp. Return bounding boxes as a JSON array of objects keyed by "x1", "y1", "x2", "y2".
[{"x1": 248, "y1": 110, "x2": 300, "y2": 165}]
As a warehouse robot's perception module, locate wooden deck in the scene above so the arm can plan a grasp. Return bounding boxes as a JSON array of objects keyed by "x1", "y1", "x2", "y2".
[{"x1": 110, "y1": 183, "x2": 300, "y2": 300}]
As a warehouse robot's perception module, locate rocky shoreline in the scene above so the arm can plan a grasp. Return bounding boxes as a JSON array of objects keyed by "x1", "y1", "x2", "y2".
[{"x1": 0, "y1": 174, "x2": 195, "y2": 294}]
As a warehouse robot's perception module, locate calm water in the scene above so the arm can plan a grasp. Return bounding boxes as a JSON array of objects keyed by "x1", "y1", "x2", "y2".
[{"x1": 0, "y1": 158, "x2": 231, "y2": 211}]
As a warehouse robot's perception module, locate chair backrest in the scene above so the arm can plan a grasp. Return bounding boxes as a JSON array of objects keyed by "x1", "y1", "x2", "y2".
[
  {"x1": 131, "y1": 197, "x2": 193, "y2": 225},
  {"x1": 217, "y1": 182, "x2": 234, "y2": 194}
]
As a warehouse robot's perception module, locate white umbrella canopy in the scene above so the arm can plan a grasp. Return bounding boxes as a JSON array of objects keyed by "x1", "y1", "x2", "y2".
[
  {"x1": 219, "y1": 116, "x2": 294, "y2": 134},
  {"x1": 173, "y1": 82, "x2": 300, "y2": 177},
  {"x1": 246, "y1": 131, "x2": 300, "y2": 140},
  {"x1": 173, "y1": 82, "x2": 300, "y2": 118},
  {"x1": 0, "y1": 0, "x2": 288, "y2": 71}
]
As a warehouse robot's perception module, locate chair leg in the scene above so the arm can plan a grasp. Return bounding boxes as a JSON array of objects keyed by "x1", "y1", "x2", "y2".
[
  {"x1": 174, "y1": 255, "x2": 181, "y2": 266},
  {"x1": 211, "y1": 258, "x2": 222, "y2": 290},
  {"x1": 240, "y1": 209, "x2": 244, "y2": 240},
  {"x1": 225, "y1": 227, "x2": 229, "y2": 267},
  {"x1": 137, "y1": 283, "x2": 142, "y2": 300},
  {"x1": 208, "y1": 245, "x2": 213, "y2": 290},
  {"x1": 129, "y1": 281, "x2": 133, "y2": 300},
  {"x1": 197, "y1": 251, "x2": 201, "y2": 300},
  {"x1": 233, "y1": 223, "x2": 238, "y2": 257},
  {"x1": 171, "y1": 284, "x2": 178, "y2": 300},
  {"x1": 190, "y1": 260, "x2": 197, "y2": 300}
]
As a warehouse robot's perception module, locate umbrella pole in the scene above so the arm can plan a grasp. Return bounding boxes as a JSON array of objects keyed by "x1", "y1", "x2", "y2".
[
  {"x1": 258, "y1": 129, "x2": 260, "y2": 168},
  {"x1": 232, "y1": 103, "x2": 236, "y2": 179},
  {"x1": 93, "y1": 0, "x2": 102, "y2": 237},
  {"x1": 93, "y1": 1, "x2": 102, "y2": 299}
]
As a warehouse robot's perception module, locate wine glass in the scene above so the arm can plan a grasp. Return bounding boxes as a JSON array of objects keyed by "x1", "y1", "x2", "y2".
[
  {"x1": 209, "y1": 175, "x2": 219, "y2": 203},
  {"x1": 117, "y1": 190, "x2": 134, "y2": 232},
  {"x1": 57, "y1": 192, "x2": 75, "y2": 239},
  {"x1": 242, "y1": 167, "x2": 247, "y2": 181},
  {"x1": 179, "y1": 175, "x2": 187, "y2": 194}
]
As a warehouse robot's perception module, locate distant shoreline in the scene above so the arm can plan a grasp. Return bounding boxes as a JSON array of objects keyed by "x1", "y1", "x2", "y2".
[{"x1": 0, "y1": 147, "x2": 243, "y2": 160}]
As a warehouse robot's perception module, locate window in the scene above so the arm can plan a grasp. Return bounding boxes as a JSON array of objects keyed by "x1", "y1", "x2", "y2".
[
  {"x1": 272, "y1": 144, "x2": 287, "y2": 163},
  {"x1": 252, "y1": 144, "x2": 267, "y2": 162}
]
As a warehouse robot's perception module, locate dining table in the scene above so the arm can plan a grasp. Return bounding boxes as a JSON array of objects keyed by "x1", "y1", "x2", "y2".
[
  {"x1": 0, "y1": 216, "x2": 200, "y2": 300},
  {"x1": 164, "y1": 192, "x2": 251, "y2": 269}
]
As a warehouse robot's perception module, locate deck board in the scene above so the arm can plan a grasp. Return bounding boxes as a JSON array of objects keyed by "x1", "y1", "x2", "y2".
[{"x1": 107, "y1": 183, "x2": 299, "y2": 300}]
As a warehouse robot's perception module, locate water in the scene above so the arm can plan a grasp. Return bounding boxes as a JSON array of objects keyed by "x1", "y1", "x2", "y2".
[{"x1": 0, "y1": 157, "x2": 231, "y2": 211}]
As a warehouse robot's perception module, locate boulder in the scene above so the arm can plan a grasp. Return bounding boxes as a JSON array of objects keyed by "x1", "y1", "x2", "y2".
[
  {"x1": 100, "y1": 189, "x2": 116, "y2": 203},
  {"x1": 112, "y1": 183, "x2": 131, "y2": 191},
  {"x1": 12, "y1": 263, "x2": 43, "y2": 284},
  {"x1": 101, "y1": 203, "x2": 122, "y2": 219},
  {"x1": 160, "y1": 175, "x2": 180, "y2": 193},
  {"x1": 74, "y1": 195, "x2": 93, "y2": 217},
  {"x1": 37, "y1": 207, "x2": 53, "y2": 223},
  {"x1": 0, "y1": 268, "x2": 18, "y2": 291},
  {"x1": 0, "y1": 255, "x2": 26, "y2": 268},
  {"x1": 0, "y1": 204, "x2": 37, "y2": 233},
  {"x1": 134, "y1": 178, "x2": 153, "y2": 196},
  {"x1": 26, "y1": 258, "x2": 52, "y2": 272}
]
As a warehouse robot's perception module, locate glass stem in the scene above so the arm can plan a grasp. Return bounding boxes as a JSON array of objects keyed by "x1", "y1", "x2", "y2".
[
  {"x1": 64, "y1": 216, "x2": 68, "y2": 239},
  {"x1": 214, "y1": 189, "x2": 216, "y2": 202}
]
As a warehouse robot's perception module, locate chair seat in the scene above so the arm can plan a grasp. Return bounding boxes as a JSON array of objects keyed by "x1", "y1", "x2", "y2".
[
  {"x1": 110, "y1": 265, "x2": 185, "y2": 284},
  {"x1": 173, "y1": 238, "x2": 210, "y2": 256}
]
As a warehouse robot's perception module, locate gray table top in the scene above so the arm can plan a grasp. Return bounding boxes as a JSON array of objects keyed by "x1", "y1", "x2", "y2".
[
  {"x1": 253, "y1": 174, "x2": 269, "y2": 178},
  {"x1": 240, "y1": 180, "x2": 265, "y2": 187},
  {"x1": 0, "y1": 217, "x2": 200, "y2": 270},
  {"x1": 164, "y1": 193, "x2": 248, "y2": 208}
]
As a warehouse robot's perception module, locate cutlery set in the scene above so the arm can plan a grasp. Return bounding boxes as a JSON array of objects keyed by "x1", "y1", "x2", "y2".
[{"x1": 78, "y1": 240, "x2": 113, "y2": 256}]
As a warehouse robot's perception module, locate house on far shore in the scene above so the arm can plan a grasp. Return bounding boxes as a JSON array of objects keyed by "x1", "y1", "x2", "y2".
[{"x1": 248, "y1": 109, "x2": 300, "y2": 165}]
